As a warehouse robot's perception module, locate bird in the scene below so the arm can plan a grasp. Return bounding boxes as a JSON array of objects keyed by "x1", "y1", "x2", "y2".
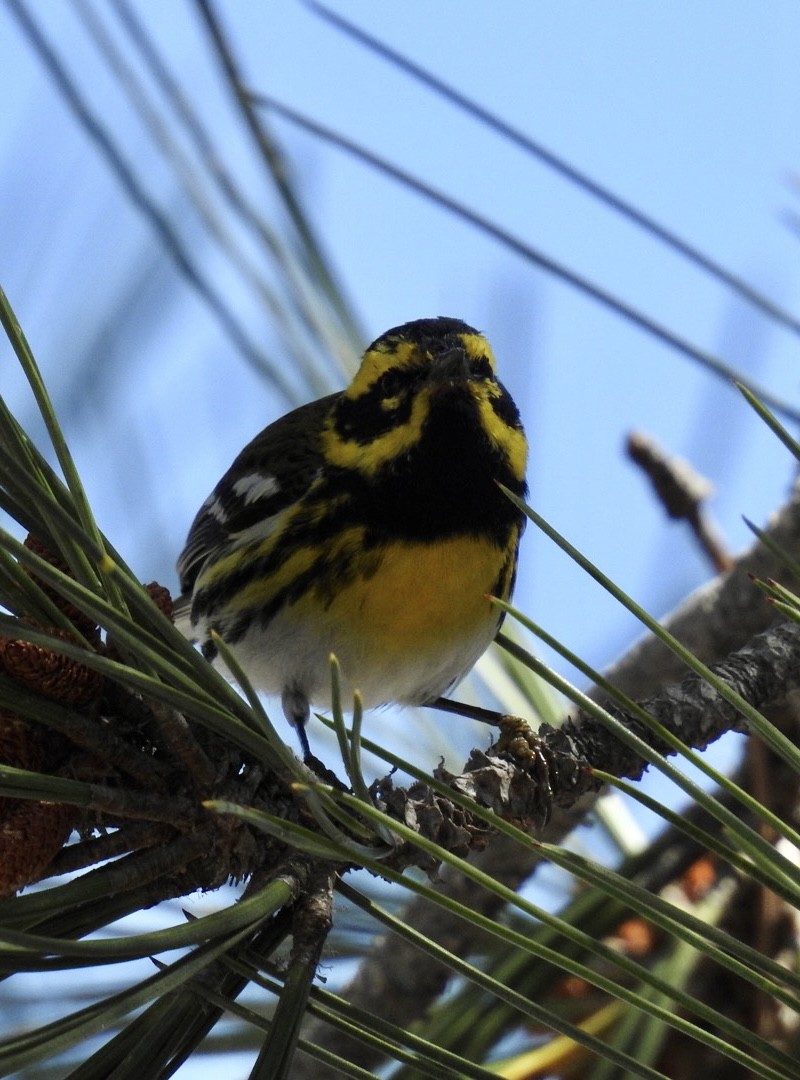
[{"x1": 175, "y1": 317, "x2": 528, "y2": 760}]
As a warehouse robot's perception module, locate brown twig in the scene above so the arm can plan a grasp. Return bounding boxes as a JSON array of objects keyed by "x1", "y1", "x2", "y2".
[
  {"x1": 40, "y1": 821, "x2": 171, "y2": 878},
  {"x1": 627, "y1": 429, "x2": 734, "y2": 572},
  {"x1": 149, "y1": 701, "x2": 217, "y2": 793}
]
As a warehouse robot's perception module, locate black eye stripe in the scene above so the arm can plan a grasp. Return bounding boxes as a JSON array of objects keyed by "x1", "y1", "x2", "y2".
[
  {"x1": 470, "y1": 356, "x2": 493, "y2": 379},
  {"x1": 377, "y1": 368, "x2": 413, "y2": 397},
  {"x1": 334, "y1": 383, "x2": 415, "y2": 443}
]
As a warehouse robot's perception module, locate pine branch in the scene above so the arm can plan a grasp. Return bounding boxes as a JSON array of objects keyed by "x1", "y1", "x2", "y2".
[{"x1": 296, "y1": 485, "x2": 800, "y2": 1076}]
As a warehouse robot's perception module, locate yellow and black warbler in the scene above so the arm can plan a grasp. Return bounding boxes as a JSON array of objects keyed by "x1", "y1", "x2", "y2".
[{"x1": 176, "y1": 317, "x2": 528, "y2": 758}]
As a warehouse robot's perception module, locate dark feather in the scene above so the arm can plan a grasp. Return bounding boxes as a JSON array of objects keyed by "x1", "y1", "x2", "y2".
[{"x1": 177, "y1": 393, "x2": 339, "y2": 592}]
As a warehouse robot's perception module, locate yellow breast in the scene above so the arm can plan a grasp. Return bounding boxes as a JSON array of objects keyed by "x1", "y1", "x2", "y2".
[
  {"x1": 277, "y1": 532, "x2": 516, "y2": 707},
  {"x1": 329, "y1": 535, "x2": 505, "y2": 654}
]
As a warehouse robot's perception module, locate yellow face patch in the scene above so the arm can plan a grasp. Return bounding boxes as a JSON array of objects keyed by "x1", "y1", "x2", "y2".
[
  {"x1": 344, "y1": 339, "x2": 419, "y2": 399},
  {"x1": 475, "y1": 388, "x2": 528, "y2": 482},
  {"x1": 321, "y1": 385, "x2": 432, "y2": 474},
  {"x1": 322, "y1": 328, "x2": 525, "y2": 479},
  {"x1": 459, "y1": 332, "x2": 497, "y2": 371}
]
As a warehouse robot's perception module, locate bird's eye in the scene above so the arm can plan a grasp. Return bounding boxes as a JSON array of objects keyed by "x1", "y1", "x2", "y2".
[
  {"x1": 471, "y1": 357, "x2": 494, "y2": 380},
  {"x1": 378, "y1": 369, "x2": 405, "y2": 398}
]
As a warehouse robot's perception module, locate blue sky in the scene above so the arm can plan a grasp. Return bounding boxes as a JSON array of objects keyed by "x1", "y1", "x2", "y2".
[{"x1": 1, "y1": 1, "x2": 800, "y2": 756}]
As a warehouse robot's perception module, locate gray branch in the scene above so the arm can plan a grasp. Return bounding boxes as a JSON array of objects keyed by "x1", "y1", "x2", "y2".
[{"x1": 297, "y1": 479, "x2": 800, "y2": 1077}]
